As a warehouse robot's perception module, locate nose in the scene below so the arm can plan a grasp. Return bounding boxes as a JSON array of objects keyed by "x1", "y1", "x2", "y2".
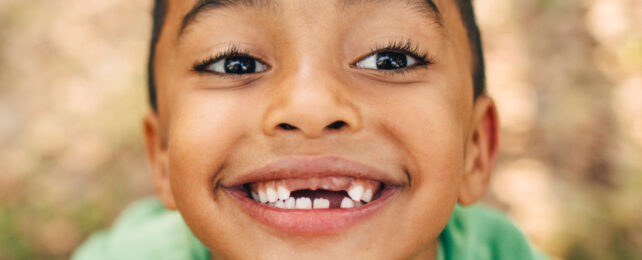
[{"x1": 261, "y1": 71, "x2": 361, "y2": 138}]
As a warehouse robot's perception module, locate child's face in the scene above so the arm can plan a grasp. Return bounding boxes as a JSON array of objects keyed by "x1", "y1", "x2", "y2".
[{"x1": 145, "y1": 0, "x2": 498, "y2": 259}]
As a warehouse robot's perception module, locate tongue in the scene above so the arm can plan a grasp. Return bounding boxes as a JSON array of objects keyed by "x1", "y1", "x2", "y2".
[{"x1": 290, "y1": 190, "x2": 349, "y2": 208}]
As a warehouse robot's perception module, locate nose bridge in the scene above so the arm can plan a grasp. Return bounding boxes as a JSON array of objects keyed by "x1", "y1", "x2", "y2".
[{"x1": 262, "y1": 65, "x2": 361, "y2": 138}]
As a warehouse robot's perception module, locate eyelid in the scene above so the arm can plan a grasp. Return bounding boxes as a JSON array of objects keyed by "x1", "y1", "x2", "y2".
[
  {"x1": 192, "y1": 45, "x2": 271, "y2": 75},
  {"x1": 351, "y1": 40, "x2": 434, "y2": 71},
  {"x1": 354, "y1": 52, "x2": 422, "y2": 70},
  {"x1": 205, "y1": 57, "x2": 269, "y2": 74}
]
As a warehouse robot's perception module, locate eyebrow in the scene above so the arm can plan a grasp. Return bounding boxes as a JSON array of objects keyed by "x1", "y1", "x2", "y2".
[
  {"x1": 340, "y1": 0, "x2": 442, "y2": 24},
  {"x1": 180, "y1": 0, "x2": 277, "y2": 34},
  {"x1": 180, "y1": 0, "x2": 442, "y2": 35}
]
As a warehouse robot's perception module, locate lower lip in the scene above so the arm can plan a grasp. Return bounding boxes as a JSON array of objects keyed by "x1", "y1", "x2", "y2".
[{"x1": 226, "y1": 187, "x2": 400, "y2": 235}]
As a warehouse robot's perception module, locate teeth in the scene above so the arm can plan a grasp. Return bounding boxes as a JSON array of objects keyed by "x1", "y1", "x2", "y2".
[
  {"x1": 347, "y1": 184, "x2": 364, "y2": 202},
  {"x1": 362, "y1": 188, "x2": 373, "y2": 203},
  {"x1": 266, "y1": 184, "x2": 278, "y2": 203},
  {"x1": 340, "y1": 197, "x2": 355, "y2": 208},
  {"x1": 313, "y1": 198, "x2": 330, "y2": 209},
  {"x1": 284, "y1": 197, "x2": 296, "y2": 209},
  {"x1": 295, "y1": 197, "x2": 312, "y2": 209},
  {"x1": 277, "y1": 185, "x2": 290, "y2": 200},
  {"x1": 258, "y1": 188, "x2": 268, "y2": 204},
  {"x1": 251, "y1": 177, "x2": 380, "y2": 208}
]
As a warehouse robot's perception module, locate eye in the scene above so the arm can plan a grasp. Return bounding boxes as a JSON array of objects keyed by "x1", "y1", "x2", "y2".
[
  {"x1": 203, "y1": 56, "x2": 268, "y2": 74},
  {"x1": 355, "y1": 52, "x2": 419, "y2": 70}
]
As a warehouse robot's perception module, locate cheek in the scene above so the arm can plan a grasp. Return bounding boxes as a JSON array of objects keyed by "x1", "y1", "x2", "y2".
[
  {"x1": 369, "y1": 81, "x2": 466, "y2": 184},
  {"x1": 395, "y1": 96, "x2": 464, "y2": 191},
  {"x1": 368, "y1": 85, "x2": 466, "y2": 243},
  {"x1": 162, "y1": 91, "x2": 262, "y2": 254},
  {"x1": 166, "y1": 91, "x2": 252, "y2": 203}
]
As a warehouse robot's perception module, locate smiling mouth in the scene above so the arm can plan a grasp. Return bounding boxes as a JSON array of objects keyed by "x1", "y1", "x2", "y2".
[
  {"x1": 245, "y1": 176, "x2": 383, "y2": 209},
  {"x1": 223, "y1": 156, "x2": 403, "y2": 234}
]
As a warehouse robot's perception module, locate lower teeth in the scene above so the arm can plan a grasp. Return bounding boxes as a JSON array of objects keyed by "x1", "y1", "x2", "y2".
[
  {"x1": 261, "y1": 196, "x2": 364, "y2": 209},
  {"x1": 251, "y1": 192, "x2": 366, "y2": 209}
]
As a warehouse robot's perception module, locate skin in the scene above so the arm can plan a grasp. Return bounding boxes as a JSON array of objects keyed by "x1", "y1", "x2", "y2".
[{"x1": 143, "y1": 0, "x2": 499, "y2": 259}]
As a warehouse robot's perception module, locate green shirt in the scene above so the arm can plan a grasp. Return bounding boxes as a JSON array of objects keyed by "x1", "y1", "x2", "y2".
[{"x1": 72, "y1": 197, "x2": 548, "y2": 260}]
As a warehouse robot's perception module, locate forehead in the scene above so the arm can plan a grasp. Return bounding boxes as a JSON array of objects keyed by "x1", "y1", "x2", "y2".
[{"x1": 176, "y1": 0, "x2": 444, "y2": 34}]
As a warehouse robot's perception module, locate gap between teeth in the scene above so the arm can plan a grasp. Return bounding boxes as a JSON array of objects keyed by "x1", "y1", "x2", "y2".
[{"x1": 251, "y1": 181, "x2": 376, "y2": 209}]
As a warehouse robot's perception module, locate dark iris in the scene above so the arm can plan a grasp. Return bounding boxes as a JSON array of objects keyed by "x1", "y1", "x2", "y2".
[
  {"x1": 224, "y1": 57, "x2": 256, "y2": 74},
  {"x1": 376, "y1": 52, "x2": 408, "y2": 70}
]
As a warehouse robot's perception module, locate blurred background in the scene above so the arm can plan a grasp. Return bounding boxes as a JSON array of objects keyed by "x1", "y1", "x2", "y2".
[{"x1": 0, "y1": 0, "x2": 640, "y2": 259}]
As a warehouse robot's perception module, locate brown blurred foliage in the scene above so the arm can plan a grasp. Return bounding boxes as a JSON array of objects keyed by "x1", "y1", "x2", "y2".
[{"x1": 0, "y1": 0, "x2": 640, "y2": 259}]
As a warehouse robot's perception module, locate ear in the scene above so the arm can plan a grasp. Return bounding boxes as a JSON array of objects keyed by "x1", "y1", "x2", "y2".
[
  {"x1": 143, "y1": 110, "x2": 176, "y2": 210},
  {"x1": 459, "y1": 95, "x2": 499, "y2": 205}
]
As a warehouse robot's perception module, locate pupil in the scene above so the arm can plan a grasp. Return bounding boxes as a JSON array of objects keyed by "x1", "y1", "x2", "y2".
[
  {"x1": 376, "y1": 52, "x2": 407, "y2": 70},
  {"x1": 224, "y1": 57, "x2": 256, "y2": 74}
]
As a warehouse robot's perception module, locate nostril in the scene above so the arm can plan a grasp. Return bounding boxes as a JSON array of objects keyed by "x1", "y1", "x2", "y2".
[
  {"x1": 278, "y1": 123, "x2": 297, "y2": 130},
  {"x1": 326, "y1": 121, "x2": 346, "y2": 130}
]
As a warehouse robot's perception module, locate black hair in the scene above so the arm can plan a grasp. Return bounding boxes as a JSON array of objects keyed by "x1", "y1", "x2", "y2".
[
  {"x1": 147, "y1": 0, "x2": 167, "y2": 111},
  {"x1": 147, "y1": 0, "x2": 485, "y2": 111},
  {"x1": 454, "y1": 0, "x2": 486, "y2": 99}
]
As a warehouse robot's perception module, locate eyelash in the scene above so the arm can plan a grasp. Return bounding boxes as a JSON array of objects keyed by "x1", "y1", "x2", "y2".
[
  {"x1": 192, "y1": 40, "x2": 435, "y2": 76},
  {"x1": 193, "y1": 46, "x2": 258, "y2": 74},
  {"x1": 362, "y1": 39, "x2": 435, "y2": 74}
]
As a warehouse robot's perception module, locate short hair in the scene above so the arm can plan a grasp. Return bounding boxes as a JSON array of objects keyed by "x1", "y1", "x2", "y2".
[{"x1": 147, "y1": 0, "x2": 485, "y2": 111}]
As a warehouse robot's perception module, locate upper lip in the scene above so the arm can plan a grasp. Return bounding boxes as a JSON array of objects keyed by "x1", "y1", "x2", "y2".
[{"x1": 223, "y1": 156, "x2": 406, "y2": 188}]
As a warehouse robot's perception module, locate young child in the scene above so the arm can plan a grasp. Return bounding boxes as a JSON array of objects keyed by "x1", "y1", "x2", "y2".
[{"x1": 74, "y1": 0, "x2": 548, "y2": 259}]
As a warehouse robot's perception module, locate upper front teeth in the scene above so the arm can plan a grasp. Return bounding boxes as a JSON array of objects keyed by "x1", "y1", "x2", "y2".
[
  {"x1": 361, "y1": 188, "x2": 373, "y2": 203},
  {"x1": 277, "y1": 185, "x2": 290, "y2": 200},
  {"x1": 266, "y1": 186, "x2": 278, "y2": 203},
  {"x1": 347, "y1": 185, "x2": 364, "y2": 202},
  {"x1": 347, "y1": 180, "x2": 376, "y2": 203},
  {"x1": 258, "y1": 188, "x2": 268, "y2": 204}
]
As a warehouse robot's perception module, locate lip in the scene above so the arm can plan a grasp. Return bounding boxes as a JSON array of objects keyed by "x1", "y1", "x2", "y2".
[
  {"x1": 222, "y1": 156, "x2": 404, "y2": 235},
  {"x1": 227, "y1": 186, "x2": 399, "y2": 234},
  {"x1": 222, "y1": 156, "x2": 405, "y2": 188}
]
